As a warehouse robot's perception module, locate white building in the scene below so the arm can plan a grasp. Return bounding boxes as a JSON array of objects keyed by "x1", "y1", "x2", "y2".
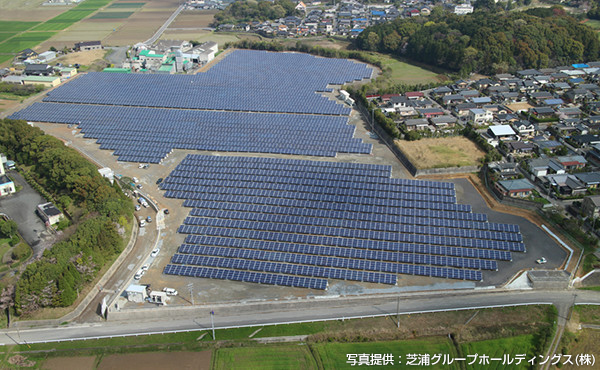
[
  {"x1": 453, "y1": 4, "x2": 474, "y2": 15},
  {"x1": 126, "y1": 284, "x2": 148, "y2": 303},
  {"x1": 0, "y1": 160, "x2": 15, "y2": 197},
  {"x1": 469, "y1": 108, "x2": 493, "y2": 125}
]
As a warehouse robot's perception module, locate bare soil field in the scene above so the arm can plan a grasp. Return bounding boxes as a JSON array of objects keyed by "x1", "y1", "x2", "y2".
[
  {"x1": 395, "y1": 137, "x2": 485, "y2": 169},
  {"x1": 97, "y1": 351, "x2": 211, "y2": 370},
  {"x1": 506, "y1": 102, "x2": 533, "y2": 112},
  {"x1": 160, "y1": 30, "x2": 260, "y2": 45},
  {"x1": 562, "y1": 329, "x2": 600, "y2": 369},
  {"x1": 55, "y1": 49, "x2": 107, "y2": 65},
  {"x1": 169, "y1": 10, "x2": 217, "y2": 29},
  {"x1": 42, "y1": 355, "x2": 96, "y2": 370},
  {"x1": 0, "y1": 8, "x2": 66, "y2": 22},
  {"x1": 142, "y1": 0, "x2": 181, "y2": 9},
  {"x1": 104, "y1": 9, "x2": 174, "y2": 45},
  {"x1": 38, "y1": 21, "x2": 123, "y2": 48}
]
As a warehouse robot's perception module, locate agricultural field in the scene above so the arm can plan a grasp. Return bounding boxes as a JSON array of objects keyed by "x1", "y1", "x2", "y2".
[
  {"x1": 108, "y1": 2, "x2": 146, "y2": 8},
  {"x1": 395, "y1": 137, "x2": 485, "y2": 169},
  {"x1": 0, "y1": 21, "x2": 40, "y2": 32},
  {"x1": 160, "y1": 30, "x2": 260, "y2": 45},
  {"x1": 573, "y1": 305, "x2": 600, "y2": 325},
  {"x1": 169, "y1": 10, "x2": 217, "y2": 29},
  {"x1": 314, "y1": 338, "x2": 459, "y2": 369},
  {"x1": 0, "y1": 32, "x2": 56, "y2": 53},
  {"x1": 460, "y1": 335, "x2": 536, "y2": 370},
  {"x1": 90, "y1": 11, "x2": 135, "y2": 19},
  {"x1": 103, "y1": 8, "x2": 177, "y2": 45},
  {"x1": 213, "y1": 345, "x2": 316, "y2": 370}
]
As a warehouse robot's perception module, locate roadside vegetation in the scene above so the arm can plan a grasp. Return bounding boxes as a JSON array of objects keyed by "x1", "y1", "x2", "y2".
[
  {"x1": 0, "y1": 119, "x2": 133, "y2": 317},
  {"x1": 211, "y1": 0, "x2": 300, "y2": 27},
  {"x1": 0, "y1": 304, "x2": 556, "y2": 369}
]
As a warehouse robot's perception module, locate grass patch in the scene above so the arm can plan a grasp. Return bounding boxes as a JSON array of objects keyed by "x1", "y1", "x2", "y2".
[
  {"x1": 396, "y1": 137, "x2": 485, "y2": 169},
  {"x1": 574, "y1": 305, "x2": 600, "y2": 324},
  {"x1": 460, "y1": 334, "x2": 535, "y2": 369},
  {"x1": 0, "y1": 32, "x2": 57, "y2": 53},
  {"x1": 0, "y1": 21, "x2": 39, "y2": 32},
  {"x1": 89, "y1": 11, "x2": 134, "y2": 19},
  {"x1": 214, "y1": 344, "x2": 317, "y2": 370},
  {"x1": 579, "y1": 286, "x2": 600, "y2": 291},
  {"x1": 377, "y1": 54, "x2": 444, "y2": 84},
  {"x1": 313, "y1": 338, "x2": 459, "y2": 369},
  {"x1": 0, "y1": 33, "x2": 17, "y2": 44},
  {"x1": 30, "y1": 22, "x2": 76, "y2": 31},
  {"x1": 108, "y1": 2, "x2": 145, "y2": 8},
  {"x1": 584, "y1": 19, "x2": 600, "y2": 30}
]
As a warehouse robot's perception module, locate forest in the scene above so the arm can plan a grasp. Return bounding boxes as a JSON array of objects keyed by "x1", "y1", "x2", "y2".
[
  {"x1": 354, "y1": 8, "x2": 600, "y2": 75},
  {"x1": 212, "y1": 0, "x2": 300, "y2": 26},
  {"x1": 0, "y1": 119, "x2": 133, "y2": 315}
]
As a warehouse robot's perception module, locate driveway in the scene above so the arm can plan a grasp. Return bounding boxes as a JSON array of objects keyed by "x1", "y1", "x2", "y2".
[{"x1": 0, "y1": 170, "x2": 56, "y2": 257}]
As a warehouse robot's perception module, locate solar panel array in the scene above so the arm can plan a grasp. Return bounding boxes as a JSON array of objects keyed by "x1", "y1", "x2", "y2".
[
  {"x1": 41, "y1": 50, "x2": 372, "y2": 114},
  {"x1": 9, "y1": 103, "x2": 370, "y2": 163},
  {"x1": 164, "y1": 155, "x2": 526, "y2": 289},
  {"x1": 8, "y1": 50, "x2": 374, "y2": 162}
]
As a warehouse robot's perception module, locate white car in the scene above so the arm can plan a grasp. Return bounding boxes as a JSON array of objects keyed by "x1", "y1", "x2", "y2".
[
  {"x1": 141, "y1": 264, "x2": 149, "y2": 272},
  {"x1": 133, "y1": 177, "x2": 139, "y2": 183},
  {"x1": 151, "y1": 248, "x2": 160, "y2": 258},
  {"x1": 135, "y1": 205, "x2": 141, "y2": 211},
  {"x1": 536, "y1": 257, "x2": 547, "y2": 264},
  {"x1": 134, "y1": 269, "x2": 145, "y2": 280},
  {"x1": 163, "y1": 287, "x2": 178, "y2": 296}
]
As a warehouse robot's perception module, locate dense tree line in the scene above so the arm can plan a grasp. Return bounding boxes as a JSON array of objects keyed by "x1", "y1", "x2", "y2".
[
  {"x1": 0, "y1": 82, "x2": 44, "y2": 97},
  {"x1": 0, "y1": 119, "x2": 133, "y2": 315},
  {"x1": 354, "y1": 9, "x2": 600, "y2": 75},
  {"x1": 0, "y1": 119, "x2": 133, "y2": 218},
  {"x1": 212, "y1": 0, "x2": 300, "y2": 26},
  {"x1": 15, "y1": 217, "x2": 122, "y2": 314}
]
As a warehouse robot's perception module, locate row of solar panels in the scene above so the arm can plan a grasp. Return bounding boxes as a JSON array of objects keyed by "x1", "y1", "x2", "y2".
[
  {"x1": 180, "y1": 155, "x2": 390, "y2": 176},
  {"x1": 182, "y1": 199, "x2": 489, "y2": 222},
  {"x1": 172, "y1": 254, "x2": 398, "y2": 285},
  {"x1": 182, "y1": 155, "x2": 390, "y2": 172},
  {"x1": 178, "y1": 225, "x2": 526, "y2": 252},
  {"x1": 164, "y1": 264, "x2": 329, "y2": 290},
  {"x1": 168, "y1": 191, "x2": 472, "y2": 213},
  {"x1": 186, "y1": 205, "x2": 517, "y2": 233},
  {"x1": 182, "y1": 213, "x2": 520, "y2": 242},
  {"x1": 161, "y1": 183, "x2": 457, "y2": 205},
  {"x1": 162, "y1": 177, "x2": 456, "y2": 198},
  {"x1": 184, "y1": 235, "x2": 512, "y2": 261},
  {"x1": 178, "y1": 244, "x2": 499, "y2": 271}
]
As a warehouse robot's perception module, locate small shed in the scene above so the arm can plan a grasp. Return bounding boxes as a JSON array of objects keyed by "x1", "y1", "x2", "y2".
[
  {"x1": 148, "y1": 291, "x2": 170, "y2": 305},
  {"x1": 126, "y1": 284, "x2": 148, "y2": 303}
]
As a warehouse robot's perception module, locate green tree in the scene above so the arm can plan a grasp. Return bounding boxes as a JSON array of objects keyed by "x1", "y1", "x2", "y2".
[{"x1": 0, "y1": 219, "x2": 17, "y2": 238}]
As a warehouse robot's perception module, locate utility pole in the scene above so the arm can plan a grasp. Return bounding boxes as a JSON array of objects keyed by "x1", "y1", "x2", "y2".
[
  {"x1": 187, "y1": 283, "x2": 194, "y2": 306},
  {"x1": 396, "y1": 296, "x2": 400, "y2": 328},
  {"x1": 210, "y1": 310, "x2": 216, "y2": 340}
]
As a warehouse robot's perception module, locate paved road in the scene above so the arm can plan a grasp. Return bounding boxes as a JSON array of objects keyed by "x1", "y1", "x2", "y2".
[
  {"x1": 144, "y1": 4, "x2": 184, "y2": 45},
  {"x1": 2, "y1": 289, "x2": 598, "y2": 345}
]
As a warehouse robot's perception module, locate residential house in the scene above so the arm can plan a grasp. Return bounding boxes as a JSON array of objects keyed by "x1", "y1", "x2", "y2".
[
  {"x1": 582, "y1": 195, "x2": 600, "y2": 218},
  {"x1": 530, "y1": 107, "x2": 555, "y2": 118},
  {"x1": 575, "y1": 172, "x2": 600, "y2": 190},
  {"x1": 545, "y1": 174, "x2": 587, "y2": 196},
  {"x1": 571, "y1": 134, "x2": 600, "y2": 148},
  {"x1": 528, "y1": 157, "x2": 552, "y2": 177},
  {"x1": 418, "y1": 107, "x2": 444, "y2": 118},
  {"x1": 554, "y1": 155, "x2": 587, "y2": 171},
  {"x1": 429, "y1": 115, "x2": 457, "y2": 130},
  {"x1": 495, "y1": 179, "x2": 534, "y2": 198},
  {"x1": 488, "y1": 162, "x2": 520, "y2": 180},
  {"x1": 506, "y1": 141, "x2": 535, "y2": 155},
  {"x1": 512, "y1": 121, "x2": 535, "y2": 138},
  {"x1": 74, "y1": 40, "x2": 102, "y2": 51},
  {"x1": 23, "y1": 64, "x2": 53, "y2": 76},
  {"x1": 404, "y1": 118, "x2": 429, "y2": 131},
  {"x1": 469, "y1": 108, "x2": 493, "y2": 125},
  {"x1": 488, "y1": 125, "x2": 517, "y2": 140}
]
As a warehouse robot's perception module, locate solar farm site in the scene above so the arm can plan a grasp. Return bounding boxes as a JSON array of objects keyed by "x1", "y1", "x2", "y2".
[
  {"x1": 9, "y1": 49, "x2": 527, "y2": 291},
  {"x1": 9, "y1": 50, "x2": 373, "y2": 162},
  {"x1": 162, "y1": 155, "x2": 524, "y2": 289}
]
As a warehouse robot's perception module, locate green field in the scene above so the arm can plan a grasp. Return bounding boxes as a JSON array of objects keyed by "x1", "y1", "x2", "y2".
[
  {"x1": 313, "y1": 338, "x2": 459, "y2": 369},
  {"x1": 584, "y1": 19, "x2": 600, "y2": 30},
  {"x1": 0, "y1": 54, "x2": 13, "y2": 64},
  {"x1": 75, "y1": 0, "x2": 113, "y2": 9},
  {"x1": 376, "y1": 54, "x2": 443, "y2": 85},
  {"x1": 0, "y1": 21, "x2": 40, "y2": 32},
  {"x1": 574, "y1": 305, "x2": 600, "y2": 324},
  {"x1": 108, "y1": 2, "x2": 145, "y2": 8},
  {"x1": 213, "y1": 345, "x2": 317, "y2": 370},
  {"x1": 460, "y1": 335, "x2": 535, "y2": 370},
  {"x1": 90, "y1": 11, "x2": 134, "y2": 19},
  {"x1": 0, "y1": 32, "x2": 56, "y2": 53},
  {"x1": 0, "y1": 33, "x2": 17, "y2": 44}
]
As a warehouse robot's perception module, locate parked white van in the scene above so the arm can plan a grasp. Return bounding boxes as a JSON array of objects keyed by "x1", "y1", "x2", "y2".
[{"x1": 162, "y1": 287, "x2": 178, "y2": 296}]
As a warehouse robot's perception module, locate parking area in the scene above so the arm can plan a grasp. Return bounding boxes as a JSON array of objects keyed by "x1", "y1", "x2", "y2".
[{"x1": 0, "y1": 170, "x2": 57, "y2": 257}]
